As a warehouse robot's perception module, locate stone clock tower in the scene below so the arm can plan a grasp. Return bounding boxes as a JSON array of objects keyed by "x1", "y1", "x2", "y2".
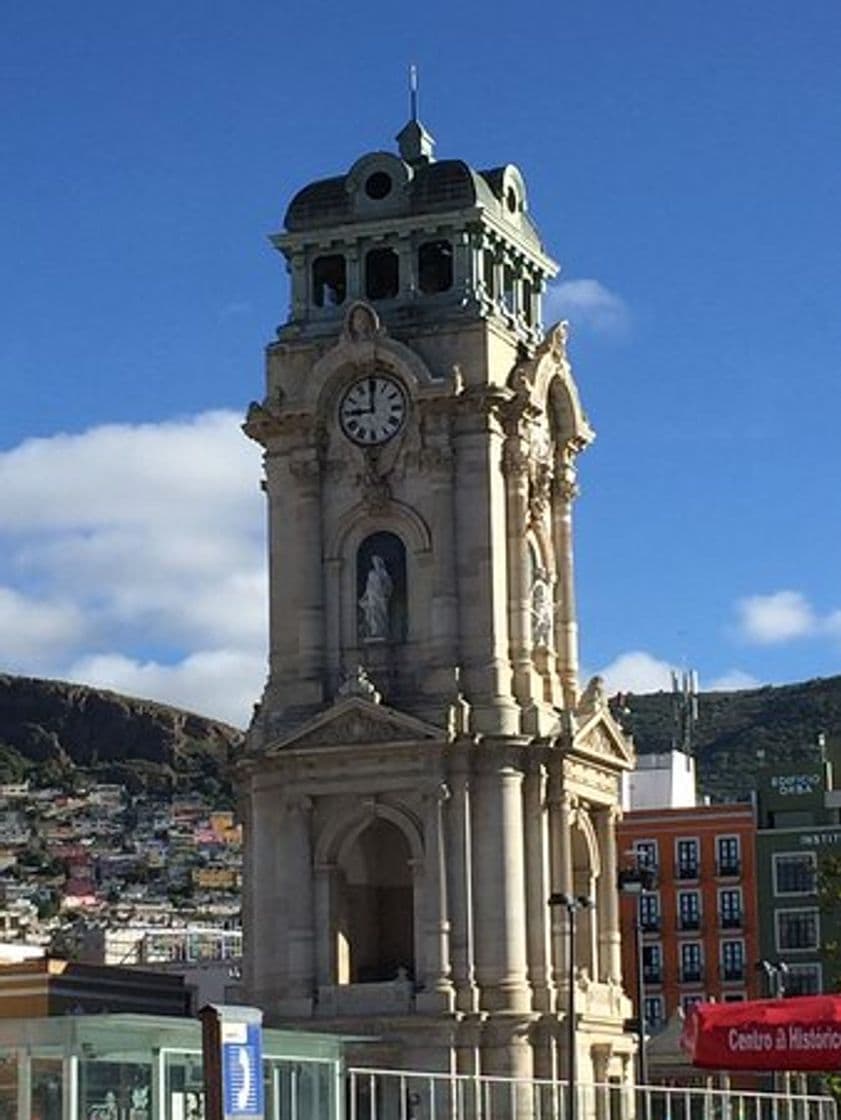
[{"x1": 240, "y1": 115, "x2": 635, "y2": 1085}]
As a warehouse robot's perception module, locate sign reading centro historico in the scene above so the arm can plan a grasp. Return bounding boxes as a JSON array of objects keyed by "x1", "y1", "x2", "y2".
[{"x1": 682, "y1": 997, "x2": 841, "y2": 1071}]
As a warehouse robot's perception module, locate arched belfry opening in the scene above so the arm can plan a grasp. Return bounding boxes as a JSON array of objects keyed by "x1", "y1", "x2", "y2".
[
  {"x1": 356, "y1": 531, "x2": 407, "y2": 644},
  {"x1": 335, "y1": 818, "x2": 415, "y2": 984},
  {"x1": 572, "y1": 818, "x2": 599, "y2": 979}
]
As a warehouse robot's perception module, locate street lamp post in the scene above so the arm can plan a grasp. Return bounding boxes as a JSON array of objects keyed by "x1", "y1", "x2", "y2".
[
  {"x1": 618, "y1": 860, "x2": 657, "y2": 1120},
  {"x1": 548, "y1": 892, "x2": 594, "y2": 1120}
]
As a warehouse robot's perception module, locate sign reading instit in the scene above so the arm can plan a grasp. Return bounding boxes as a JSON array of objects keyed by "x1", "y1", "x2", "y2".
[{"x1": 200, "y1": 1004, "x2": 265, "y2": 1120}]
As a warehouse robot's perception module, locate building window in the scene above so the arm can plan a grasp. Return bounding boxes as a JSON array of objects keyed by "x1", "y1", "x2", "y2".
[
  {"x1": 774, "y1": 852, "x2": 817, "y2": 896},
  {"x1": 721, "y1": 939, "x2": 745, "y2": 982},
  {"x1": 719, "y1": 888, "x2": 743, "y2": 929},
  {"x1": 634, "y1": 840, "x2": 659, "y2": 871},
  {"x1": 642, "y1": 943, "x2": 662, "y2": 985},
  {"x1": 643, "y1": 996, "x2": 665, "y2": 1031},
  {"x1": 723, "y1": 992, "x2": 746, "y2": 1002},
  {"x1": 639, "y1": 893, "x2": 660, "y2": 932},
  {"x1": 678, "y1": 890, "x2": 701, "y2": 931},
  {"x1": 680, "y1": 942, "x2": 703, "y2": 984},
  {"x1": 683, "y1": 995, "x2": 704, "y2": 1015},
  {"x1": 482, "y1": 250, "x2": 495, "y2": 296},
  {"x1": 418, "y1": 240, "x2": 453, "y2": 294},
  {"x1": 501, "y1": 265, "x2": 516, "y2": 314},
  {"x1": 676, "y1": 838, "x2": 700, "y2": 879},
  {"x1": 522, "y1": 277, "x2": 534, "y2": 326},
  {"x1": 312, "y1": 254, "x2": 347, "y2": 308},
  {"x1": 365, "y1": 248, "x2": 399, "y2": 301},
  {"x1": 786, "y1": 963, "x2": 822, "y2": 996},
  {"x1": 717, "y1": 836, "x2": 741, "y2": 876},
  {"x1": 776, "y1": 910, "x2": 819, "y2": 951}
]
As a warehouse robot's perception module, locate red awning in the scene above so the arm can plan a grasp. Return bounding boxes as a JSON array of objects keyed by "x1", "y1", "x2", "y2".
[{"x1": 681, "y1": 997, "x2": 841, "y2": 1071}]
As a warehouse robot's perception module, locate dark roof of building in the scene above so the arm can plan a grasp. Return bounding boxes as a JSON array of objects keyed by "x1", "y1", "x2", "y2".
[{"x1": 284, "y1": 156, "x2": 543, "y2": 249}]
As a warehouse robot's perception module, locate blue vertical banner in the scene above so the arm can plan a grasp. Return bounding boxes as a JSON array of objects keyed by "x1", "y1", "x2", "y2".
[
  {"x1": 201, "y1": 1004, "x2": 265, "y2": 1120},
  {"x1": 221, "y1": 1018, "x2": 264, "y2": 1119}
]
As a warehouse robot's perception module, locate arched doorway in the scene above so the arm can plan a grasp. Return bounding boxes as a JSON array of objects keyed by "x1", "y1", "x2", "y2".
[{"x1": 335, "y1": 818, "x2": 414, "y2": 984}]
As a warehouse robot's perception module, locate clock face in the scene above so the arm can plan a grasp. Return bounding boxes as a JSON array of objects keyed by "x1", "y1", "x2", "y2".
[{"x1": 339, "y1": 374, "x2": 407, "y2": 446}]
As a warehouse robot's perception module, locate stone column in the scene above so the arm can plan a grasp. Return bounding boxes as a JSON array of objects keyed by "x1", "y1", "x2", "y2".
[
  {"x1": 472, "y1": 755, "x2": 530, "y2": 1013},
  {"x1": 453, "y1": 398, "x2": 518, "y2": 735},
  {"x1": 425, "y1": 435, "x2": 459, "y2": 696},
  {"x1": 503, "y1": 434, "x2": 534, "y2": 715},
  {"x1": 290, "y1": 453, "x2": 325, "y2": 708},
  {"x1": 596, "y1": 806, "x2": 623, "y2": 984},
  {"x1": 523, "y1": 761, "x2": 553, "y2": 1012},
  {"x1": 417, "y1": 783, "x2": 455, "y2": 1012},
  {"x1": 548, "y1": 782, "x2": 574, "y2": 1003},
  {"x1": 446, "y1": 759, "x2": 478, "y2": 1013},
  {"x1": 285, "y1": 795, "x2": 316, "y2": 1013},
  {"x1": 289, "y1": 249, "x2": 307, "y2": 320},
  {"x1": 552, "y1": 465, "x2": 580, "y2": 709},
  {"x1": 249, "y1": 782, "x2": 285, "y2": 1007}
]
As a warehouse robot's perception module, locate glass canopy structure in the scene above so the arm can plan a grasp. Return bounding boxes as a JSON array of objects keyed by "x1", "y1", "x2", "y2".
[{"x1": 0, "y1": 1013, "x2": 344, "y2": 1120}]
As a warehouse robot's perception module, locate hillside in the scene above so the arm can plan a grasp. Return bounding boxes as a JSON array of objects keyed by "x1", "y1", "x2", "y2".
[
  {"x1": 618, "y1": 674, "x2": 841, "y2": 800},
  {"x1": 0, "y1": 674, "x2": 244, "y2": 795}
]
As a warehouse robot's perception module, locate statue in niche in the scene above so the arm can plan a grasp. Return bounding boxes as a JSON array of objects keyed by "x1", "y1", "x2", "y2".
[
  {"x1": 531, "y1": 576, "x2": 553, "y2": 649},
  {"x1": 359, "y1": 554, "x2": 393, "y2": 641}
]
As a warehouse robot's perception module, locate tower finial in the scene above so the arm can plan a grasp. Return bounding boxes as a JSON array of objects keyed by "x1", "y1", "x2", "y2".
[{"x1": 409, "y1": 63, "x2": 419, "y2": 122}]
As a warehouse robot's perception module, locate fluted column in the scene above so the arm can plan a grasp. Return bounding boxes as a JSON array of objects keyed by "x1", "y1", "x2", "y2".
[{"x1": 289, "y1": 452, "x2": 325, "y2": 705}]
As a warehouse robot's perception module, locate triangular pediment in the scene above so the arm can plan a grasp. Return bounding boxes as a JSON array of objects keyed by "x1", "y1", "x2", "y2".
[
  {"x1": 572, "y1": 709, "x2": 635, "y2": 771},
  {"x1": 265, "y1": 697, "x2": 445, "y2": 754}
]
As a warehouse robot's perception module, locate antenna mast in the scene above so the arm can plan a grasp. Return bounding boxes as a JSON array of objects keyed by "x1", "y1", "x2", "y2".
[
  {"x1": 671, "y1": 669, "x2": 700, "y2": 754},
  {"x1": 409, "y1": 63, "x2": 419, "y2": 121}
]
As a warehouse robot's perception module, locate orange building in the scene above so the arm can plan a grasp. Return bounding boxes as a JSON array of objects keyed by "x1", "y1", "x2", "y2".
[{"x1": 617, "y1": 802, "x2": 760, "y2": 1034}]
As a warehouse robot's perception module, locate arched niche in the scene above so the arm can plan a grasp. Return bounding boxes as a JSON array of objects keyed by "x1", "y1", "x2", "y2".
[
  {"x1": 356, "y1": 531, "x2": 407, "y2": 644},
  {"x1": 334, "y1": 817, "x2": 415, "y2": 984},
  {"x1": 571, "y1": 811, "x2": 601, "y2": 980},
  {"x1": 325, "y1": 501, "x2": 432, "y2": 661}
]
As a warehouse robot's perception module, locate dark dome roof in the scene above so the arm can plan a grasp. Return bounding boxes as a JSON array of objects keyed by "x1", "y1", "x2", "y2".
[{"x1": 284, "y1": 156, "x2": 542, "y2": 250}]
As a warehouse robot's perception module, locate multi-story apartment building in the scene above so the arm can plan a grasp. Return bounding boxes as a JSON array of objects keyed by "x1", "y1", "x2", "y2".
[
  {"x1": 755, "y1": 758, "x2": 841, "y2": 997},
  {"x1": 617, "y1": 802, "x2": 761, "y2": 1033}
]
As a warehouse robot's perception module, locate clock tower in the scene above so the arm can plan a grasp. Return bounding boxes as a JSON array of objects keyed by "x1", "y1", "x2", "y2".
[{"x1": 240, "y1": 114, "x2": 635, "y2": 1085}]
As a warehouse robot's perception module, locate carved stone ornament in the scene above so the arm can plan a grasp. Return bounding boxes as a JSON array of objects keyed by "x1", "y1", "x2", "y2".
[
  {"x1": 338, "y1": 665, "x2": 382, "y2": 704},
  {"x1": 292, "y1": 711, "x2": 418, "y2": 748},
  {"x1": 343, "y1": 300, "x2": 382, "y2": 343},
  {"x1": 578, "y1": 675, "x2": 608, "y2": 717},
  {"x1": 545, "y1": 319, "x2": 570, "y2": 365}
]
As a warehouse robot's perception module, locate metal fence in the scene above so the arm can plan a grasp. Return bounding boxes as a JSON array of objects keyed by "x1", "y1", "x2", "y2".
[{"x1": 346, "y1": 1067, "x2": 838, "y2": 1120}]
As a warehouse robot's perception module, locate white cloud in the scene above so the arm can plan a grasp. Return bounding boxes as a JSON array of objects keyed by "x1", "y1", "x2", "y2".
[
  {"x1": 0, "y1": 411, "x2": 268, "y2": 726},
  {"x1": 66, "y1": 651, "x2": 265, "y2": 728},
  {"x1": 706, "y1": 669, "x2": 760, "y2": 692},
  {"x1": 544, "y1": 278, "x2": 630, "y2": 336},
  {"x1": 736, "y1": 590, "x2": 817, "y2": 644},
  {"x1": 596, "y1": 650, "x2": 677, "y2": 694},
  {"x1": 0, "y1": 587, "x2": 88, "y2": 670}
]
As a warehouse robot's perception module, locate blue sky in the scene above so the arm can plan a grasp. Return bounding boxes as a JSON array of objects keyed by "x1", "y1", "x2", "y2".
[{"x1": 1, "y1": 2, "x2": 839, "y2": 725}]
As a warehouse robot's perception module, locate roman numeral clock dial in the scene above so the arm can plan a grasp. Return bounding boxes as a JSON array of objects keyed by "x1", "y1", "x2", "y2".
[{"x1": 339, "y1": 374, "x2": 407, "y2": 446}]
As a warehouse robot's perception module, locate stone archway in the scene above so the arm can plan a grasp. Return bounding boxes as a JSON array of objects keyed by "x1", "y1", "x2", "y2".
[{"x1": 335, "y1": 817, "x2": 415, "y2": 983}]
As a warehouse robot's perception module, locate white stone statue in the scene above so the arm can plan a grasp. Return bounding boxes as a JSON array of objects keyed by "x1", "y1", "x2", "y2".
[
  {"x1": 531, "y1": 576, "x2": 553, "y2": 648},
  {"x1": 359, "y1": 554, "x2": 393, "y2": 640}
]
